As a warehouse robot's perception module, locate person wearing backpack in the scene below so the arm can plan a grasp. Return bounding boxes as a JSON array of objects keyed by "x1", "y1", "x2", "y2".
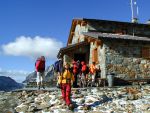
[
  {"x1": 35, "y1": 56, "x2": 45, "y2": 90},
  {"x1": 72, "y1": 61, "x2": 79, "y2": 88},
  {"x1": 89, "y1": 62, "x2": 97, "y2": 87},
  {"x1": 58, "y1": 62, "x2": 74, "y2": 109}
]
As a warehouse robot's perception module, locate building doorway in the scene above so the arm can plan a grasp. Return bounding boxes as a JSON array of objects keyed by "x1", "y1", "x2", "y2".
[{"x1": 74, "y1": 53, "x2": 86, "y2": 62}]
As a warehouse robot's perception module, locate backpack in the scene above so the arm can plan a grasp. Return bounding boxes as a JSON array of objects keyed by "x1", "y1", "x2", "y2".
[
  {"x1": 82, "y1": 65, "x2": 87, "y2": 72},
  {"x1": 90, "y1": 64, "x2": 96, "y2": 74},
  {"x1": 54, "y1": 60, "x2": 63, "y2": 72},
  {"x1": 35, "y1": 59, "x2": 45, "y2": 72},
  {"x1": 73, "y1": 63, "x2": 79, "y2": 74}
]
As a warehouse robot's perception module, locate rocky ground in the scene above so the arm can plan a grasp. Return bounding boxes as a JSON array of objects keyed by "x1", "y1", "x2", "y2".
[
  {"x1": 0, "y1": 91, "x2": 18, "y2": 113},
  {"x1": 0, "y1": 85, "x2": 150, "y2": 113}
]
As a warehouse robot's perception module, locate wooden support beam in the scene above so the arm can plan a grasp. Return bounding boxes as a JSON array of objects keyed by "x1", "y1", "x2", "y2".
[
  {"x1": 84, "y1": 36, "x2": 102, "y2": 46},
  {"x1": 71, "y1": 32, "x2": 74, "y2": 35}
]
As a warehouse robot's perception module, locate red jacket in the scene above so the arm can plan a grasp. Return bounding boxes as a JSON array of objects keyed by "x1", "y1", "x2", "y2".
[
  {"x1": 35, "y1": 59, "x2": 45, "y2": 72},
  {"x1": 82, "y1": 65, "x2": 87, "y2": 72},
  {"x1": 81, "y1": 62, "x2": 87, "y2": 72},
  {"x1": 73, "y1": 63, "x2": 78, "y2": 74}
]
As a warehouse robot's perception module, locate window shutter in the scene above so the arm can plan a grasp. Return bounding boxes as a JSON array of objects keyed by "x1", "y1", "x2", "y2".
[
  {"x1": 92, "y1": 48, "x2": 98, "y2": 63},
  {"x1": 142, "y1": 47, "x2": 150, "y2": 58}
]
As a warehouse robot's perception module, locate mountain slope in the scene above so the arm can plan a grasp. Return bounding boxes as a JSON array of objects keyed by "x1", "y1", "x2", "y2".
[
  {"x1": 0, "y1": 76, "x2": 23, "y2": 91},
  {"x1": 23, "y1": 65, "x2": 55, "y2": 83},
  {"x1": 0, "y1": 70, "x2": 29, "y2": 83}
]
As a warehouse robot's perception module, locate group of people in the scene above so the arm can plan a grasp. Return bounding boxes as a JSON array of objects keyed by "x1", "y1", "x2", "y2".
[
  {"x1": 35, "y1": 56, "x2": 101, "y2": 109},
  {"x1": 71, "y1": 60, "x2": 101, "y2": 88},
  {"x1": 55, "y1": 59, "x2": 101, "y2": 108}
]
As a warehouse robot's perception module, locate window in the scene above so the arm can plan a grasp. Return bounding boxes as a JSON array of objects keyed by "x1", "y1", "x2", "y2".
[{"x1": 142, "y1": 47, "x2": 150, "y2": 58}]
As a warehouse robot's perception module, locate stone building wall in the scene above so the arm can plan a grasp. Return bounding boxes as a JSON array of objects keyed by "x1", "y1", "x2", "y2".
[
  {"x1": 104, "y1": 40, "x2": 150, "y2": 79},
  {"x1": 99, "y1": 44, "x2": 106, "y2": 78}
]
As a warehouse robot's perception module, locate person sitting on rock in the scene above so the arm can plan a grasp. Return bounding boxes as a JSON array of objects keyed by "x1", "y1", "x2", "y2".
[
  {"x1": 35, "y1": 56, "x2": 45, "y2": 90},
  {"x1": 58, "y1": 62, "x2": 74, "y2": 109}
]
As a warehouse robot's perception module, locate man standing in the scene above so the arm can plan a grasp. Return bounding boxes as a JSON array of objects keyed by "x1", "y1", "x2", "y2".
[
  {"x1": 72, "y1": 61, "x2": 79, "y2": 88},
  {"x1": 35, "y1": 56, "x2": 45, "y2": 90},
  {"x1": 81, "y1": 61, "x2": 87, "y2": 87},
  {"x1": 58, "y1": 63, "x2": 74, "y2": 109},
  {"x1": 90, "y1": 62, "x2": 97, "y2": 87}
]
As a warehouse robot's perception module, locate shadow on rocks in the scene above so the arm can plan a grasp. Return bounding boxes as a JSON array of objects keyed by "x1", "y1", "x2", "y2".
[{"x1": 90, "y1": 95, "x2": 113, "y2": 107}]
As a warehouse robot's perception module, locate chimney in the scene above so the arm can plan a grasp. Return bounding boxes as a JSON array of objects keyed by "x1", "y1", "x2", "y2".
[{"x1": 132, "y1": 18, "x2": 138, "y2": 23}]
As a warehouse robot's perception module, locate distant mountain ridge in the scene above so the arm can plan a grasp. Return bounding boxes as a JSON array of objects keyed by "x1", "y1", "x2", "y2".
[
  {"x1": 0, "y1": 76, "x2": 23, "y2": 91},
  {"x1": 0, "y1": 69, "x2": 29, "y2": 83},
  {"x1": 23, "y1": 65, "x2": 55, "y2": 83}
]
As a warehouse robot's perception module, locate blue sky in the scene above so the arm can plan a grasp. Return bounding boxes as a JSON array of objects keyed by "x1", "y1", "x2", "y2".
[{"x1": 0, "y1": 0, "x2": 150, "y2": 73}]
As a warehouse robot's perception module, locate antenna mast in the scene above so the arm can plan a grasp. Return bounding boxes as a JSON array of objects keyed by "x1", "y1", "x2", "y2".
[{"x1": 130, "y1": 0, "x2": 139, "y2": 23}]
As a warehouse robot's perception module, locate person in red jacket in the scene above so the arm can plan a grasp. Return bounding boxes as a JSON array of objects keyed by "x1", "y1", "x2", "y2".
[
  {"x1": 58, "y1": 62, "x2": 74, "y2": 110},
  {"x1": 72, "y1": 61, "x2": 79, "y2": 88},
  {"x1": 35, "y1": 56, "x2": 45, "y2": 90}
]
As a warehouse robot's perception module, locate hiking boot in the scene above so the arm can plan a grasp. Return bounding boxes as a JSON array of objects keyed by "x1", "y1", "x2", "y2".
[
  {"x1": 42, "y1": 85, "x2": 45, "y2": 89},
  {"x1": 62, "y1": 101, "x2": 66, "y2": 106},
  {"x1": 68, "y1": 104, "x2": 74, "y2": 110}
]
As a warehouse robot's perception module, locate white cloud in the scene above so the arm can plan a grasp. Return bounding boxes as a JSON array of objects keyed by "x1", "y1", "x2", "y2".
[
  {"x1": 0, "y1": 68, "x2": 30, "y2": 83},
  {"x1": 2, "y1": 36, "x2": 63, "y2": 59}
]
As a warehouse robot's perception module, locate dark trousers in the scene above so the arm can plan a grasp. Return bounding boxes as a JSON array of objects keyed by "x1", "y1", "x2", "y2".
[{"x1": 73, "y1": 73, "x2": 78, "y2": 88}]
